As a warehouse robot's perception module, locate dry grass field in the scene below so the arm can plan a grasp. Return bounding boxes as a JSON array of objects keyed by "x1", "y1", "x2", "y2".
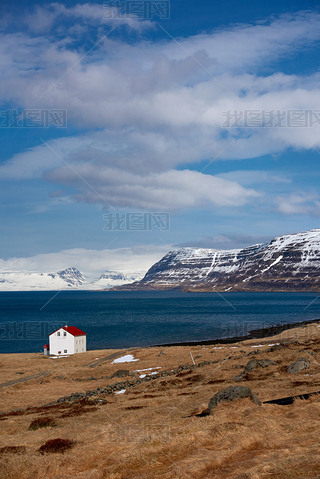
[{"x1": 2, "y1": 322, "x2": 320, "y2": 478}]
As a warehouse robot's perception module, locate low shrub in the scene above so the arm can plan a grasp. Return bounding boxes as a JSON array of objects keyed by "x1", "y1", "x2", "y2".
[
  {"x1": 28, "y1": 416, "x2": 57, "y2": 430},
  {"x1": 38, "y1": 438, "x2": 75, "y2": 454}
]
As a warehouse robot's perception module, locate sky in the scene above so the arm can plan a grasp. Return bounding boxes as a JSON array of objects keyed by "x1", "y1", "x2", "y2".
[{"x1": 1, "y1": 0, "x2": 320, "y2": 277}]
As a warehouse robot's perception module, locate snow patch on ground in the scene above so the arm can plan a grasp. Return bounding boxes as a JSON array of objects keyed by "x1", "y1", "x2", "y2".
[
  {"x1": 115, "y1": 389, "x2": 126, "y2": 394},
  {"x1": 134, "y1": 367, "x2": 161, "y2": 372},
  {"x1": 112, "y1": 354, "x2": 139, "y2": 364}
]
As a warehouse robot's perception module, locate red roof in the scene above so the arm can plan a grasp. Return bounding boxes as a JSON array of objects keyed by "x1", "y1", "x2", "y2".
[
  {"x1": 49, "y1": 326, "x2": 86, "y2": 337},
  {"x1": 43, "y1": 344, "x2": 49, "y2": 348}
]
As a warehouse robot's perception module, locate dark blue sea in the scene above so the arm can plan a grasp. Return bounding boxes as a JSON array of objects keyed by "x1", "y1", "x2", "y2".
[{"x1": 0, "y1": 291, "x2": 320, "y2": 354}]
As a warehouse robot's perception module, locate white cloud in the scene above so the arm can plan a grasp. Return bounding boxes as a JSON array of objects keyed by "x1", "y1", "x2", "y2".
[
  {"x1": 8, "y1": 2, "x2": 153, "y2": 34},
  {"x1": 1, "y1": 9, "x2": 320, "y2": 211},
  {"x1": 45, "y1": 164, "x2": 259, "y2": 209},
  {"x1": 276, "y1": 193, "x2": 320, "y2": 216},
  {"x1": 217, "y1": 170, "x2": 291, "y2": 186},
  {"x1": 176, "y1": 233, "x2": 274, "y2": 249},
  {"x1": 0, "y1": 133, "x2": 259, "y2": 210}
]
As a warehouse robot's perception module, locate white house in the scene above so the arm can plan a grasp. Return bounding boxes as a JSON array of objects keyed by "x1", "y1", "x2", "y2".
[{"x1": 48, "y1": 325, "x2": 87, "y2": 356}]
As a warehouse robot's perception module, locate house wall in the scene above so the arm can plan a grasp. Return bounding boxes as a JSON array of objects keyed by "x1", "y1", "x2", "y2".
[
  {"x1": 74, "y1": 335, "x2": 86, "y2": 353},
  {"x1": 49, "y1": 329, "x2": 75, "y2": 355}
]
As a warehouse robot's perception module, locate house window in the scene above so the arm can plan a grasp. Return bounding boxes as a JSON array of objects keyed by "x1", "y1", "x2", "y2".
[
  {"x1": 63, "y1": 332, "x2": 67, "y2": 336},
  {"x1": 57, "y1": 332, "x2": 60, "y2": 336},
  {"x1": 64, "y1": 349, "x2": 67, "y2": 353}
]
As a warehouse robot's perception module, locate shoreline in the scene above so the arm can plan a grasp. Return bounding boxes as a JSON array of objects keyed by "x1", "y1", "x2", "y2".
[
  {"x1": 1, "y1": 317, "x2": 320, "y2": 355},
  {"x1": 152, "y1": 317, "x2": 320, "y2": 348}
]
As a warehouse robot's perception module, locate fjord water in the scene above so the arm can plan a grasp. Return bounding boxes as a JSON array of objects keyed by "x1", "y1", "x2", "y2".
[{"x1": 0, "y1": 291, "x2": 320, "y2": 354}]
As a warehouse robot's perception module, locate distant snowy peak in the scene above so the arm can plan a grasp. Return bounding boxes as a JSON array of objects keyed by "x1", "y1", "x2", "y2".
[
  {"x1": 0, "y1": 267, "x2": 143, "y2": 291},
  {"x1": 52, "y1": 267, "x2": 86, "y2": 287},
  {"x1": 92, "y1": 271, "x2": 144, "y2": 289},
  {"x1": 116, "y1": 229, "x2": 320, "y2": 292},
  {"x1": 98, "y1": 271, "x2": 141, "y2": 282},
  {"x1": 0, "y1": 267, "x2": 86, "y2": 291}
]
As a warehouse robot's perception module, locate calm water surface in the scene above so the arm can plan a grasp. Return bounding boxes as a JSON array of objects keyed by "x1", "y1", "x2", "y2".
[{"x1": 0, "y1": 291, "x2": 320, "y2": 353}]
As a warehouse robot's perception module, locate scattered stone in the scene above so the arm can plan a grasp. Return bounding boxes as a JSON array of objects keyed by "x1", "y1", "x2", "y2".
[
  {"x1": 268, "y1": 344, "x2": 283, "y2": 352},
  {"x1": 197, "y1": 360, "x2": 212, "y2": 367},
  {"x1": 287, "y1": 358, "x2": 311, "y2": 375},
  {"x1": 208, "y1": 386, "x2": 261, "y2": 412},
  {"x1": 111, "y1": 369, "x2": 131, "y2": 378},
  {"x1": 0, "y1": 358, "x2": 220, "y2": 415},
  {"x1": 300, "y1": 350, "x2": 316, "y2": 357},
  {"x1": 158, "y1": 351, "x2": 165, "y2": 356}
]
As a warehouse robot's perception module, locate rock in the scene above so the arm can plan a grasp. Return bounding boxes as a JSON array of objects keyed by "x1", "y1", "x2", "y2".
[
  {"x1": 232, "y1": 374, "x2": 245, "y2": 382},
  {"x1": 158, "y1": 351, "x2": 165, "y2": 356},
  {"x1": 287, "y1": 358, "x2": 311, "y2": 374},
  {"x1": 244, "y1": 359, "x2": 276, "y2": 373},
  {"x1": 300, "y1": 349, "x2": 315, "y2": 357},
  {"x1": 208, "y1": 386, "x2": 261, "y2": 412},
  {"x1": 111, "y1": 369, "x2": 130, "y2": 378},
  {"x1": 268, "y1": 344, "x2": 283, "y2": 352},
  {"x1": 197, "y1": 361, "x2": 211, "y2": 367},
  {"x1": 232, "y1": 358, "x2": 276, "y2": 381}
]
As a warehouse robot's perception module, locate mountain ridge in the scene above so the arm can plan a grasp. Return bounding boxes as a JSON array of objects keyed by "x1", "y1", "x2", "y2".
[{"x1": 114, "y1": 229, "x2": 320, "y2": 292}]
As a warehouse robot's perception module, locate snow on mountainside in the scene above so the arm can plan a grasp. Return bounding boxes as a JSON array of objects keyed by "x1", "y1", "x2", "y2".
[
  {"x1": 89, "y1": 271, "x2": 144, "y2": 290},
  {"x1": 0, "y1": 267, "x2": 143, "y2": 291},
  {"x1": 116, "y1": 229, "x2": 320, "y2": 292},
  {"x1": 0, "y1": 267, "x2": 86, "y2": 291}
]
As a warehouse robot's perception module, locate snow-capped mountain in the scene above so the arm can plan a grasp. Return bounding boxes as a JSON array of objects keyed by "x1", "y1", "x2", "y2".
[
  {"x1": 88, "y1": 271, "x2": 144, "y2": 289},
  {"x1": 116, "y1": 229, "x2": 320, "y2": 292},
  {"x1": 0, "y1": 267, "x2": 142, "y2": 291},
  {"x1": 0, "y1": 267, "x2": 86, "y2": 291}
]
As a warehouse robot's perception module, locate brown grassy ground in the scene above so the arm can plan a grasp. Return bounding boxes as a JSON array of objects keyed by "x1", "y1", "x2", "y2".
[{"x1": 1, "y1": 322, "x2": 320, "y2": 478}]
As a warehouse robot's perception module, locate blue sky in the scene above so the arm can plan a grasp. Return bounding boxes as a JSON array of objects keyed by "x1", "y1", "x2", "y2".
[{"x1": 0, "y1": 0, "x2": 320, "y2": 276}]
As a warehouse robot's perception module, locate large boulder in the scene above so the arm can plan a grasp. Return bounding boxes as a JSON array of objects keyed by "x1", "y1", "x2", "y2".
[
  {"x1": 233, "y1": 358, "x2": 276, "y2": 381},
  {"x1": 244, "y1": 359, "x2": 276, "y2": 373},
  {"x1": 287, "y1": 358, "x2": 310, "y2": 375},
  {"x1": 208, "y1": 386, "x2": 261, "y2": 412}
]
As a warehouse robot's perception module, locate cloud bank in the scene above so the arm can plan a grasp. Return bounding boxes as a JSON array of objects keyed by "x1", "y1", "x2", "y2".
[{"x1": 0, "y1": 6, "x2": 320, "y2": 213}]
